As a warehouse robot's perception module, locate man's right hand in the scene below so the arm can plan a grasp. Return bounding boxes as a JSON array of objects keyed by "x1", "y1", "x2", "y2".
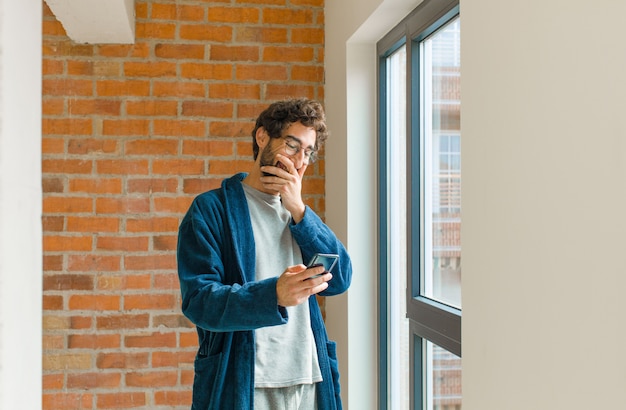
[{"x1": 276, "y1": 264, "x2": 332, "y2": 307}]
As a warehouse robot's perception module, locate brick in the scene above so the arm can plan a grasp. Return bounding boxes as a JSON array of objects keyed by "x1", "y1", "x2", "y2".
[
  {"x1": 43, "y1": 315, "x2": 71, "y2": 330},
  {"x1": 94, "y1": 196, "x2": 150, "y2": 216},
  {"x1": 43, "y1": 118, "x2": 93, "y2": 136},
  {"x1": 96, "y1": 80, "x2": 151, "y2": 97},
  {"x1": 43, "y1": 196, "x2": 93, "y2": 213},
  {"x1": 125, "y1": 332, "x2": 177, "y2": 348},
  {"x1": 42, "y1": 98, "x2": 65, "y2": 115},
  {"x1": 43, "y1": 40, "x2": 94, "y2": 57},
  {"x1": 126, "y1": 217, "x2": 180, "y2": 233},
  {"x1": 68, "y1": 334, "x2": 121, "y2": 349},
  {"x1": 42, "y1": 393, "x2": 93, "y2": 410},
  {"x1": 67, "y1": 99, "x2": 122, "y2": 116},
  {"x1": 180, "y1": 62, "x2": 233, "y2": 80},
  {"x1": 44, "y1": 254, "x2": 65, "y2": 271},
  {"x1": 236, "y1": 26, "x2": 287, "y2": 43},
  {"x1": 124, "y1": 61, "x2": 177, "y2": 78},
  {"x1": 125, "y1": 139, "x2": 179, "y2": 156},
  {"x1": 136, "y1": 22, "x2": 176, "y2": 39},
  {"x1": 43, "y1": 159, "x2": 94, "y2": 174},
  {"x1": 43, "y1": 58, "x2": 64, "y2": 75},
  {"x1": 43, "y1": 334, "x2": 65, "y2": 350},
  {"x1": 125, "y1": 100, "x2": 178, "y2": 116},
  {"x1": 208, "y1": 83, "x2": 260, "y2": 100},
  {"x1": 292, "y1": 64, "x2": 324, "y2": 82},
  {"x1": 102, "y1": 119, "x2": 150, "y2": 136},
  {"x1": 42, "y1": 137, "x2": 66, "y2": 154},
  {"x1": 209, "y1": 121, "x2": 253, "y2": 138},
  {"x1": 43, "y1": 178, "x2": 65, "y2": 193},
  {"x1": 67, "y1": 138, "x2": 118, "y2": 155},
  {"x1": 183, "y1": 178, "x2": 222, "y2": 194},
  {"x1": 265, "y1": 83, "x2": 315, "y2": 100},
  {"x1": 153, "y1": 235, "x2": 177, "y2": 251},
  {"x1": 69, "y1": 178, "x2": 122, "y2": 194},
  {"x1": 235, "y1": 64, "x2": 288, "y2": 81},
  {"x1": 153, "y1": 159, "x2": 205, "y2": 175},
  {"x1": 180, "y1": 331, "x2": 198, "y2": 348},
  {"x1": 235, "y1": 0, "x2": 285, "y2": 4},
  {"x1": 155, "y1": 43, "x2": 205, "y2": 60},
  {"x1": 263, "y1": 46, "x2": 314, "y2": 62},
  {"x1": 96, "y1": 352, "x2": 150, "y2": 369},
  {"x1": 97, "y1": 274, "x2": 151, "y2": 291},
  {"x1": 43, "y1": 353, "x2": 92, "y2": 371},
  {"x1": 68, "y1": 255, "x2": 121, "y2": 272},
  {"x1": 126, "y1": 370, "x2": 178, "y2": 387},
  {"x1": 67, "y1": 372, "x2": 121, "y2": 389},
  {"x1": 124, "y1": 254, "x2": 177, "y2": 271},
  {"x1": 263, "y1": 8, "x2": 313, "y2": 24},
  {"x1": 71, "y1": 316, "x2": 93, "y2": 329},
  {"x1": 153, "y1": 119, "x2": 206, "y2": 137},
  {"x1": 127, "y1": 178, "x2": 179, "y2": 193},
  {"x1": 43, "y1": 78, "x2": 93, "y2": 97},
  {"x1": 181, "y1": 101, "x2": 234, "y2": 118},
  {"x1": 43, "y1": 373, "x2": 65, "y2": 390},
  {"x1": 153, "y1": 197, "x2": 195, "y2": 214},
  {"x1": 208, "y1": 159, "x2": 251, "y2": 175},
  {"x1": 96, "y1": 236, "x2": 150, "y2": 252},
  {"x1": 67, "y1": 216, "x2": 120, "y2": 233},
  {"x1": 42, "y1": 19, "x2": 67, "y2": 37},
  {"x1": 43, "y1": 235, "x2": 93, "y2": 252},
  {"x1": 125, "y1": 294, "x2": 176, "y2": 310},
  {"x1": 208, "y1": 7, "x2": 260, "y2": 23},
  {"x1": 292, "y1": 28, "x2": 324, "y2": 44},
  {"x1": 154, "y1": 273, "x2": 181, "y2": 290},
  {"x1": 153, "y1": 351, "x2": 195, "y2": 367},
  {"x1": 69, "y1": 294, "x2": 121, "y2": 311},
  {"x1": 178, "y1": 4, "x2": 207, "y2": 22},
  {"x1": 210, "y1": 45, "x2": 259, "y2": 62},
  {"x1": 155, "y1": 390, "x2": 193, "y2": 407},
  {"x1": 96, "y1": 314, "x2": 150, "y2": 330},
  {"x1": 153, "y1": 314, "x2": 195, "y2": 329},
  {"x1": 96, "y1": 159, "x2": 150, "y2": 175},
  {"x1": 150, "y1": 3, "x2": 177, "y2": 20},
  {"x1": 96, "y1": 392, "x2": 146, "y2": 408},
  {"x1": 292, "y1": 0, "x2": 324, "y2": 5},
  {"x1": 182, "y1": 140, "x2": 235, "y2": 156},
  {"x1": 179, "y1": 24, "x2": 232, "y2": 42},
  {"x1": 43, "y1": 295, "x2": 64, "y2": 310},
  {"x1": 153, "y1": 80, "x2": 206, "y2": 98},
  {"x1": 44, "y1": 274, "x2": 94, "y2": 291}
]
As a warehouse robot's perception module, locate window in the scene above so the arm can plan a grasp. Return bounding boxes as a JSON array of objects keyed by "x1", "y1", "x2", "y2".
[{"x1": 378, "y1": 0, "x2": 461, "y2": 408}]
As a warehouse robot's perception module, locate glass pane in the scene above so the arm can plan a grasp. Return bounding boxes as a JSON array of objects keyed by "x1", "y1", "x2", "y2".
[
  {"x1": 425, "y1": 341, "x2": 462, "y2": 410},
  {"x1": 386, "y1": 45, "x2": 410, "y2": 410},
  {"x1": 421, "y1": 17, "x2": 462, "y2": 309}
]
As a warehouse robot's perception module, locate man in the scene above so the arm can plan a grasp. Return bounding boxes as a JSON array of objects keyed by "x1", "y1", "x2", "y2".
[{"x1": 177, "y1": 98, "x2": 352, "y2": 410}]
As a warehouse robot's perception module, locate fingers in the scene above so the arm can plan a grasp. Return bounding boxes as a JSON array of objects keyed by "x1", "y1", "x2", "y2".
[{"x1": 276, "y1": 266, "x2": 332, "y2": 307}]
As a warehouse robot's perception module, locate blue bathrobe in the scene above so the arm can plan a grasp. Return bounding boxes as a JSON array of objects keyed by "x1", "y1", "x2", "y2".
[{"x1": 177, "y1": 173, "x2": 352, "y2": 409}]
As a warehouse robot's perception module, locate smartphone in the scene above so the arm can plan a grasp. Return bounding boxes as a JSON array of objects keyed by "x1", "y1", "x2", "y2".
[{"x1": 306, "y1": 253, "x2": 339, "y2": 280}]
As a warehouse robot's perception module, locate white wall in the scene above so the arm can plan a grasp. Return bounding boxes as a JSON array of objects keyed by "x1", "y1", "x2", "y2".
[
  {"x1": 326, "y1": 0, "x2": 626, "y2": 409},
  {"x1": 325, "y1": 1, "x2": 422, "y2": 408},
  {"x1": 0, "y1": 1, "x2": 43, "y2": 409},
  {"x1": 461, "y1": 1, "x2": 626, "y2": 409}
]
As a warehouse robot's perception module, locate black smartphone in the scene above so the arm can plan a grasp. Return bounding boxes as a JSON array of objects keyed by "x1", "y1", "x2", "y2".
[{"x1": 306, "y1": 253, "x2": 339, "y2": 280}]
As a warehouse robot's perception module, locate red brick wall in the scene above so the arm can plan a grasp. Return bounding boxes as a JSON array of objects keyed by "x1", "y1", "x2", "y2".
[{"x1": 42, "y1": 0, "x2": 325, "y2": 408}]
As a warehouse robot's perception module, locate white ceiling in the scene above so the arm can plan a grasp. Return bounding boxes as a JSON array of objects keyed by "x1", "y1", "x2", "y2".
[{"x1": 44, "y1": 0, "x2": 135, "y2": 44}]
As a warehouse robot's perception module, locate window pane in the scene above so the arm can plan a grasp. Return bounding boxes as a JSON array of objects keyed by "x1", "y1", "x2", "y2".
[
  {"x1": 386, "y1": 44, "x2": 410, "y2": 410},
  {"x1": 421, "y1": 17, "x2": 461, "y2": 309},
  {"x1": 425, "y1": 340, "x2": 462, "y2": 410}
]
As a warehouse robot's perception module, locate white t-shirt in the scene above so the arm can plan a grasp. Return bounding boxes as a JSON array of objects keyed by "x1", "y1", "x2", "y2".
[{"x1": 242, "y1": 184, "x2": 323, "y2": 388}]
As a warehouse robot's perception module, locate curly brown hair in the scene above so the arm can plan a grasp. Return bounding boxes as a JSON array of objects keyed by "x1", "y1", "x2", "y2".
[{"x1": 251, "y1": 98, "x2": 329, "y2": 160}]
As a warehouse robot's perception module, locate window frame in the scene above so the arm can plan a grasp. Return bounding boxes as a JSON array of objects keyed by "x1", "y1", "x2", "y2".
[{"x1": 377, "y1": 0, "x2": 461, "y2": 408}]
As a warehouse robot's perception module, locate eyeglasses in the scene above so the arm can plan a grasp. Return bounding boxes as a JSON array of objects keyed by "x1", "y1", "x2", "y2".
[{"x1": 282, "y1": 136, "x2": 318, "y2": 164}]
